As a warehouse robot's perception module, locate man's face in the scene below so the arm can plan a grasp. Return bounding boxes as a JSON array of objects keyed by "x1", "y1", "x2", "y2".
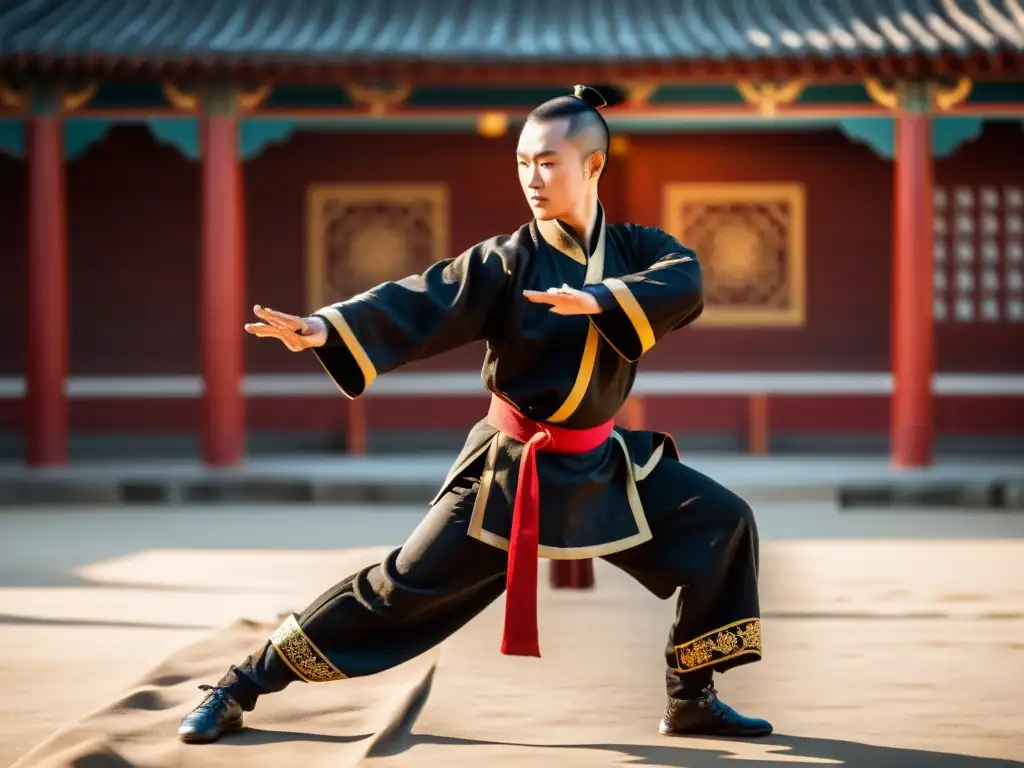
[{"x1": 516, "y1": 118, "x2": 591, "y2": 221}]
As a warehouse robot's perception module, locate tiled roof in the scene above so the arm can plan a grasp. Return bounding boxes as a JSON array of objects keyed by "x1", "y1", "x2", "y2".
[{"x1": 1, "y1": 0, "x2": 1022, "y2": 63}]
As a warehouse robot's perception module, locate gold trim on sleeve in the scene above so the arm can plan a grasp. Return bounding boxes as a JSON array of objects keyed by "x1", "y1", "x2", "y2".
[
  {"x1": 602, "y1": 277, "x2": 656, "y2": 355},
  {"x1": 269, "y1": 614, "x2": 348, "y2": 683},
  {"x1": 316, "y1": 305, "x2": 378, "y2": 392},
  {"x1": 674, "y1": 618, "x2": 762, "y2": 673}
]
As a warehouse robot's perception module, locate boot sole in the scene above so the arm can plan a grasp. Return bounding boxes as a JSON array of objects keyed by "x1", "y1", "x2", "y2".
[
  {"x1": 659, "y1": 720, "x2": 773, "y2": 738},
  {"x1": 179, "y1": 716, "x2": 244, "y2": 744}
]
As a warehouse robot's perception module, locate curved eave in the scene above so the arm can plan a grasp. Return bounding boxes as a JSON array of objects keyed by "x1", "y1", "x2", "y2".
[{"x1": 1, "y1": 50, "x2": 1023, "y2": 84}]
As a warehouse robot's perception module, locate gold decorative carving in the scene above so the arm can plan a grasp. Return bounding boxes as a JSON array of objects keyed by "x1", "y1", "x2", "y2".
[
  {"x1": 161, "y1": 82, "x2": 270, "y2": 112},
  {"x1": 662, "y1": 183, "x2": 806, "y2": 327},
  {"x1": 865, "y1": 77, "x2": 973, "y2": 112},
  {"x1": 306, "y1": 183, "x2": 449, "y2": 311},
  {"x1": 0, "y1": 80, "x2": 24, "y2": 109},
  {"x1": 933, "y1": 77, "x2": 973, "y2": 111},
  {"x1": 864, "y1": 78, "x2": 899, "y2": 110},
  {"x1": 237, "y1": 84, "x2": 272, "y2": 112},
  {"x1": 477, "y1": 111, "x2": 508, "y2": 138},
  {"x1": 61, "y1": 83, "x2": 98, "y2": 112},
  {"x1": 622, "y1": 80, "x2": 659, "y2": 107},
  {"x1": 1, "y1": 81, "x2": 97, "y2": 112},
  {"x1": 736, "y1": 79, "x2": 806, "y2": 116},
  {"x1": 162, "y1": 81, "x2": 199, "y2": 112},
  {"x1": 344, "y1": 83, "x2": 412, "y2": 116}
]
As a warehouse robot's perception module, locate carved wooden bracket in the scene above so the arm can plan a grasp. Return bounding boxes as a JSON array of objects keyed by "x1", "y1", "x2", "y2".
[
  {"x1": 0, "y1": 80, "x2": 23, "y2": 108},
  {"x1": 0, "y1": 81, "x2": 97, "y2": 112},
  {"x1": 933, "y1": 78, "x2": 973, "y2": 111},
  {"x1": 162, "y1": 82, "x2": 273, "y2": 113},
  {"x1": 61, "y1": 83, "x2": 98, "y2": 112},
  {"x1": 864, "y1": 78, "x2": 973, "y2": 111},
  {"x1": 344, "y1": 83, "x2": 412, "y2": 116},
  {"x1": 621, "y1": 80, "x2": 659, "y2": 107},
  {"x1": 864, "y1": 78, "x2": 899, "y2": 109},
  {"x1": 162, "y1": 81, "x2": 199, "y2": 111},
  {"x1": 736, "y1": 79, "x2": 807, "y2": 116}
]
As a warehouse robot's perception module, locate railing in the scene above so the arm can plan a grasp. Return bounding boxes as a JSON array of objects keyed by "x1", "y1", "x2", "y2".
[{"x1": 2, "y1": 372, "x2": 1022, "y2": 454}]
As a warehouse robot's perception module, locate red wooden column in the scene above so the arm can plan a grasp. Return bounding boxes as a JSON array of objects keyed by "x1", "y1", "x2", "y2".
[
  {"x1": 891, "y1": 82, "x2": 934, "y2": 468},
  {"x1": 200, "y1": 86, "x2": 245, "y2": 465},
  {"x1": 26, "y1": 86, "x2": 68, "y2": 465}
]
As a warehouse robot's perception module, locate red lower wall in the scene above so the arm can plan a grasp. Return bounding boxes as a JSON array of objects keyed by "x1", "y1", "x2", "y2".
[{"x1": 0, "y1": 121, "x2": 1022, "y2": 438}]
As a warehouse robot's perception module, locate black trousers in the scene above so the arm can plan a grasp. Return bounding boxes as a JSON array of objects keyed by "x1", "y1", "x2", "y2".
[{"x1": 219, "y1": 458, "x2": 761, "y2": 709}]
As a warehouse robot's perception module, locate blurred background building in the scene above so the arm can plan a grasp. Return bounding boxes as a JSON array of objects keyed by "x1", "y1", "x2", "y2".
[{"x1": 0, "y1": 0, "x2": 1022, "y2": 468}]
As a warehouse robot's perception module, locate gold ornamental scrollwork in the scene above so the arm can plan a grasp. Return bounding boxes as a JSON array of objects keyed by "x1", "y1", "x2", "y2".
[
  {"x1": 864, "y1": 78, "x2": 899, "y2": 110},
  {"x1": 864, "y1": 77, "x2": 973, "y2": 111},
  {"x1": 0, "y1": 80, "x2": 25, "y2": 109},
  {"x1": 344, "y1": 82, "x2": 412, "y2": 116},
  {"x1": 0, "y1": 81, "x2": 97, "y2": 112},
  {"x1": 162, "y1": 81, "x2": 199, "y2": 112},
  {"x1": 933, "y1": 77, "x2": 972, "y2": 111},
  {"x1": 61, "y1": 83, "x2": 98, "y2": 112},
  {"x1": 621, "y1": 80, "x2": 659, "y2": 107},
  {"x1": 736, "y1": 79, "x2": 807, "y2": 116},
  {"x1": 162, "y1": 82, "x2": 272, "y2": 112},
  {"x1": 237, "y1": 84, "x2": 272, "y2": 112}
]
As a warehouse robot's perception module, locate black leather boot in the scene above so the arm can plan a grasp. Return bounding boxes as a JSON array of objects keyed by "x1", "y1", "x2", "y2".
[
  {"x1": 178, "y1": 685, "x2": 244, "y2": 744},
  {"x1": 659, "y1": 683, "x2": 772, "y2": 738}
]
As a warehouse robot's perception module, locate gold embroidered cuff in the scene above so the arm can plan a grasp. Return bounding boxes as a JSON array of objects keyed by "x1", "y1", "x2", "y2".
[
  {"x1": 674, "y1": 618, "x2": 762, "y2": 673},
  {"x1": 314, "y1": 305, "x2": 378, "y2": 399},
  {"x1": 269, "y1": 613, "x2": 347, "y2": 683},
  {"x1": 602, "y1": 278, "x2": 655, "y2": 355}
]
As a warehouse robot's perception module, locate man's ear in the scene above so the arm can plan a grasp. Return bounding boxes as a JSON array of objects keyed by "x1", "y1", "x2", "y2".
[{"x1": 587, "y1": 150, "x2": 606, "y2": 180}]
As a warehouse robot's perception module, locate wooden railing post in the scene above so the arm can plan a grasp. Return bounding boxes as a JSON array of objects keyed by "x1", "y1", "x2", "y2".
[
  {"x1": 347, "y1": 398, "x2": 368, "y2": 454},
  {"x1": 747, "y1": 393, "x2": 769, "y2": 454}
]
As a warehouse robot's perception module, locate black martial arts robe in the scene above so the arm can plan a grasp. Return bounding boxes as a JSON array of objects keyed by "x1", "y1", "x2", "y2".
[{"x1": 220, "y1": 204, "x2": 762, "y2": 707}]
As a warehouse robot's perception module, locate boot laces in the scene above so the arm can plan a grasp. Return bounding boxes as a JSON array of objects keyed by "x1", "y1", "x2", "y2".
[
  {"x1": 196, "y1": 684, "x2": 232, "y2": 710},
  {"x1": 696, "y1": 684, "x2": 728, "y2": 715}
]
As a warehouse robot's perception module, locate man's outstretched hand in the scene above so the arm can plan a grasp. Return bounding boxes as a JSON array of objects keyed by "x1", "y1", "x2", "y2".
[
  {"x1": 523, "y1": 285, "x2": 601, "y2": 315},
  {"x1": 244, "y1": 305, "x2": 328, "y2": 351}
]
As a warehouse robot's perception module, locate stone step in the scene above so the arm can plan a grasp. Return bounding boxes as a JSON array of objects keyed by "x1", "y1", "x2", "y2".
[{"x1": 1, "y1": 473, "x2": 1022, "y2": 509}]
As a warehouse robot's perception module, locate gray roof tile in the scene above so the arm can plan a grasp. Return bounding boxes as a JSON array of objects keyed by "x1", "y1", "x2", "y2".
[{"x1": 1, "y1": 0, "x2": 1022, "y2": 62}]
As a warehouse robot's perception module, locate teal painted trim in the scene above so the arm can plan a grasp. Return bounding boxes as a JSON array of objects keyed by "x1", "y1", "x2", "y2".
[
  {"x1": 240, "y1": 119, "x2": 297, "y2": 159},
  {"x1": 650, "y1": 85, "x2": 745, "y2": 105},
  {"x1": 607, "y1": 116, "x2": 845, "y2": 132},
  {"x1": 144, "y1": 118, "x2": 199, "y2": 160},
  {"x1": 837, "y1": 118, "x2": 895, "y2": 159},
  {"x1": 64, "y1": 118, "x2": 112, "y2": 159},
  {"x1": 264, "y1": 85, "x2": 354, "y2": 109},
  {"x1": 0, "y1": 119, "x2": 23, "y2": 158},
  {"x1": 965, "y1": 81, "x2": 1024, "y2": 103},
  {"x1": 798, "y1": 84, "x2": 873, "y2": 105},
  {"x1": 91, "y1": 82, "x2": 168, "y2": 109},
  {"x1": 408, "y1": 85, "x2": 564, "y2": 107},
  {"x1": 932, "y1": 116, "x2": 985, "y2": 157}
]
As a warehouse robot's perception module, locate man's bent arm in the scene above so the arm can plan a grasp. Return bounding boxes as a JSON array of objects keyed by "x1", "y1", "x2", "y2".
[{"x1": 583, "y1": 226, "x2": 703, "y2": 362}]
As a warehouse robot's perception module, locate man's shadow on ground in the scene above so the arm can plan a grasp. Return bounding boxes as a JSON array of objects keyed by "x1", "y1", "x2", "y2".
[
  {"x1": 226, "y1": 668, "x2": 1022, "y2": 768},
  {"x1": 227, "y1": 727, "x2": 1022, "y2": 767}
]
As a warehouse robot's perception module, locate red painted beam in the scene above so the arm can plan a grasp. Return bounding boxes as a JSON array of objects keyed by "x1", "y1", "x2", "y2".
[
  {"x1": 25, "y1": 97, "x2": 68, "y2": 465},
  {"x1": 200, "y1": 94, "x2": 245, "y2": 466}
]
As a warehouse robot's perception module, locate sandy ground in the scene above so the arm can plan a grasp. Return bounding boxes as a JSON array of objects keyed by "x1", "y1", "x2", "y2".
[{"x1": 1, "y1": 502, "x2": 1023, "y2": 766}]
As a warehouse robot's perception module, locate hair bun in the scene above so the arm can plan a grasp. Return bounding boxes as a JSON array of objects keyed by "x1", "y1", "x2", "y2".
[{"x1": 572, "y1": 84, "x2": 627, "y2": 110}]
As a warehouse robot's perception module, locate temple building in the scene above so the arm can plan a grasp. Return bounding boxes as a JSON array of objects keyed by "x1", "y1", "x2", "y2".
[{"x1": 1, "y1": 0, "x2": 1022, "y2": 466}]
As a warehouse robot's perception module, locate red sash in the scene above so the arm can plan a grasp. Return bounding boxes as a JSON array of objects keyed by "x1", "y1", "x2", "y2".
[{"x1": 486, "y1": 395, "x2": 614, "y2": 657}]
